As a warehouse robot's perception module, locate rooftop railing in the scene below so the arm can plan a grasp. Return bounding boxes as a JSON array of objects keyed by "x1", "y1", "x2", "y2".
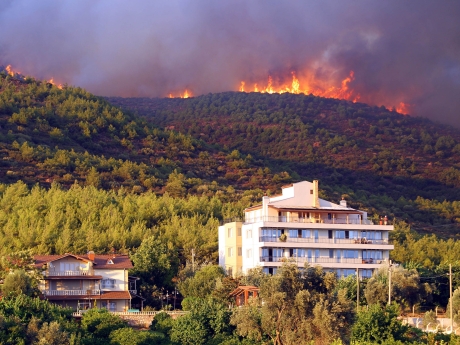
[{"x1": 244, "y1": 216, "x2": 381, "y2": 225}]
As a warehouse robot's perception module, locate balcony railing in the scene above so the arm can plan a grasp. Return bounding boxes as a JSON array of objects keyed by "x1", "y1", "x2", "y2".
[
  {"x1": 45, "y1": 270, "x2": 94, "y2": 277},
  {"x1": 245, "y1": 216, "x2": 382, "y2": 225},
  {"x1": 43, "y1": 289, "x2": 101, "y2": 296},
  {"x1": 260, "y1": 256, "x2": 384, "y2": 265},
  {"x1": 259, "y1": 237, "x2": 391, "y2": 245}
]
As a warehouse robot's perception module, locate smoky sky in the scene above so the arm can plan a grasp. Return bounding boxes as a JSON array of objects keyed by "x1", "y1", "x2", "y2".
[{"x1": 1, "y1": 0, "x2": 460, "y2": 127}]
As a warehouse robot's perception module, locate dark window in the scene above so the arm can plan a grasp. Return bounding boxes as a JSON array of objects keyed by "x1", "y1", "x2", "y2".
[
  {"x1": 310, "y1": 190, "x2": 313, "y2": 194},
  {"x1": 328, "y1": 230, "x2": 333, "y2": 239}
]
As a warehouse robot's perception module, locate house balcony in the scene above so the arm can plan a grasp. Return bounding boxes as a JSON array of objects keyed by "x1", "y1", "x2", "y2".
[
  {"x1": 259, "y1": 256, "x2": 385, "y2": 265},
  {"x1": 45, "y1": 269, "x2": 95, "y2": 277},
  {"x1": 246, "y1": 216, "x2": 383, "y2": 225},
  {"x1": 42, "y1": 289, "x2": 101, "y2": 296},
  {"x1": 259, "y1": 237, "x2": 391, "y2": 246}
]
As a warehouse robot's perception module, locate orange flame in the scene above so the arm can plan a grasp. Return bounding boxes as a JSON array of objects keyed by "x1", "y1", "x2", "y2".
[
  {"x1": 395, "y1": 102, "x2": 412, "y2": 115},
  {"x1": 48, "y1": 77, "x2": 63, "y2": 89},
  {"x1": 5, "y1": 65, "x2": 19, "y2": 77},
  {"x1": 168, "y1": 89, "x2": 193, "y2": 98},
  {"x1": 238, "y1": 70, "x2": 359, "y2": 102}
]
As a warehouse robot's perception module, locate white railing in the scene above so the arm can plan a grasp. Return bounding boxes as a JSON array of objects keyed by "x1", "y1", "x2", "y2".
[
  {"x1": 72, "y1": 310, "x2": 188, "y2": 317},
  {"x1": 129, "y1": 290, "x2": 137, "y2": 294},
  {"x1": 259, "y1": 237, "x2": 391, "y2": 245},
  {"x1": 43, "y1": 289, "x2": 101, "y2": 296},
  {"x1": 260, "y1": 256, "x2": 384, "y2": 265},
  {"x1": 245, "y1": 216, "x2": 378, "y2": 225},
  {"x1": 45, "y1": 270, "x2": 94, "y2": 277}
]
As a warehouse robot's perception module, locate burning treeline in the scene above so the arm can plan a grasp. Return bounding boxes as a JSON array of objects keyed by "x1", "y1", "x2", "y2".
[
  {"x1": 3, "y1": 63, "x2": 410, "y2": 115},
  {"x1": 2, "y1": 64, "x2": 63, "y2": 89},
  {"x1": 167, "y1": 70, "x2": 411, "y2": 115}
]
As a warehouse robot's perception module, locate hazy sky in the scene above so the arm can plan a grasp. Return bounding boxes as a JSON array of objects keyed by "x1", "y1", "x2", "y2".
[{"x1": 1, "y1": 1, "x2": 460, "y2": 126}]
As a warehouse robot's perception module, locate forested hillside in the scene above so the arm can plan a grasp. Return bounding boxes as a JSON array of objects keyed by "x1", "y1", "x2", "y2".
[{"x1": 109, "y1": 93, "x2": 460, "y2": 236}]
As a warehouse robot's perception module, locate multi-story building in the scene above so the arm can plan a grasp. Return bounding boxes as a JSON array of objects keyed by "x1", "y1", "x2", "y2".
[
  {"x1": 219, "y1": 180, "x2": 393, "y2": 279},
  {"x1": 34, "y1": 252, "x2": 142, "y2": 312}
]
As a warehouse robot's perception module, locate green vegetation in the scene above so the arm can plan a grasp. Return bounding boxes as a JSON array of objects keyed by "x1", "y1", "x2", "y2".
[
  {"x1": 110, "y1": 92, "x2": 460, "y2": 235},
  {"x1": 2, "y1": 71, "x2": 460, "y2": 343}
]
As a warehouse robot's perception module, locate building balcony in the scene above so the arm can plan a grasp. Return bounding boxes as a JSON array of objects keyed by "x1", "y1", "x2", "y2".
[
  {"x1": 259, "y1": 236, "x2": 391, "y2": 245},
  {"x1": 259, "y1": 256, "x2": 385, "y2": 265},
  {"x1": 245, "y1": 216, "x2": 387, "y2": 225},
  {"x1": 42, "y1": 289, "x2": 101, "y2": 296},
  {"x1": 45, "y1": 269, "x2": 95, "y2": 277}
]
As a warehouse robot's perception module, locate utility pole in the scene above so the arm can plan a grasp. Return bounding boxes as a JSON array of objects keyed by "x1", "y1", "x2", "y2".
[
  {"x1": 191, "y1": 248, "x2": 195, "y2": 272},
  {"x1": 450, "y1": 264, "x2": 453, "y2": 328},
  {"x1": 356, "y1": 268, "x2": 359, "y2": 312},
  {"x1": 388, "y1": 260, "x2": 392, "y2": 305}
]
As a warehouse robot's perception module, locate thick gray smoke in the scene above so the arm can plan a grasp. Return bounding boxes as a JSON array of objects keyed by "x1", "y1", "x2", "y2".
[{"x1": 1, "y1": 0, "x2": 460, "y2": 127}]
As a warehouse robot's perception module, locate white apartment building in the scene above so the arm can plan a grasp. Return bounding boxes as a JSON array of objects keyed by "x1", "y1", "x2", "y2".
[{"x1": 219, "y1": 180, "x2": 393, "y2": 279}]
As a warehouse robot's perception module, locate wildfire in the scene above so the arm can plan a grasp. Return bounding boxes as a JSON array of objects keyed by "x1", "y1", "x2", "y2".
[
  {"x1": 395, "y1": 102, "x2": 412, "y2": 115},
  {"x1": 5, "y1": 65, "x2": 19, "y2": 77},
  {"x1": 238, "y1": 70, "x2": 361, "y2": 102},
  {"x1": 168, "y1": 89, "x2": 193, "y2": 98},
  {"x1": 48, "y1": 78, "x2": 63, "y2": 89}
]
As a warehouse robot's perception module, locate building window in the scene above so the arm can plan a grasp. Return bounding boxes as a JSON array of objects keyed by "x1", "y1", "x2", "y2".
[
  {"x1": 329, "y1": 249, "x2": 334, "y2": 258},
  {"x1": 227, "y1": 267, "x2": 233, "y2": 277},
  {"x1": 361, "y1": 269, "x2": 373, "y2": 278},
  {"x1": 288, "y1": 229, "x2": 298, "y2": 238},
  {"x1": 101, "y1": 279, "x2": 116, "y2": 288},
  {"x1": 247, "y1": 249, "x2": 252, "y2": 258},
  {"x1": 227, "y1": 228, "x2": 233, "y2": 238},
  {"x1": 102, "y1": 301, "x2": 117, "y2": 311},
  {"x1": 228, "y1": 248, "x2": 233, "y2": 257},
  {"x1": 343, "y1": 250, "x2": 358, "y2": 259},
  {"x1": 247, "y1": 229, "x2": 252, "y2": 239},
  {"x1": 238, "y1": 247, "x2": 242, "y2": 256},
  {"x1": 301, "y1": 230, "x2": 310, "y2": 238},
  {"x1": 310, "y1": 189, "x2": 313, "y2": 194},
  {"x1": 237, "y1": 228, "x2": 242, "y2": 236}
]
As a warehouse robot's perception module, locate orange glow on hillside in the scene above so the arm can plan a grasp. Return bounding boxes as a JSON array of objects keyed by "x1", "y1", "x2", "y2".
[
  {"x1": 48, "y1": 78, "x2": 63, "y2": 89},
  {"x1": 395, "y1": 102, "x2": 412, "y2": 115},
  {"x1": 5, "y1": 65, "x2": 19, "y2": 76},
  {"x1": 168, "y1": 89, "x2": 193, "y2": 98},
  {"x1": 239, "y1": 70, "x2": 359, "y2": 101}
]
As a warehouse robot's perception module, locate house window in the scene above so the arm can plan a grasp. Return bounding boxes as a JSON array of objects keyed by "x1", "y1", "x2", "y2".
[
  {"x1": 227, "y1": 267, "x2": 233, "y2": 277},
  {"x1": 247, "y1": 249, "x2": 252, "y2": 258},
  {"x1": 102, "y1": 301, "x2": 117, "y2": 311},
  {"x1": 247, "y1": 229, "x2": 252, "y2": 239},
  {"x1": 310, "y1": 189, "x2": 313, "y2": 194},
  {"x1": 101, "y1": 279, "x2": 116, "y2": 288},
  {"x1": 329, "y1": 249, "x2": 334, "y2": 258},
  {"x1": 237, "y1": 228, "x2": 242, "y2": 236},
  {"x1": 361, "y1": 269, "x2": 373, "y2": 278},
  {"x1": 227, "y1": 228, "x2": 233, "y2": 238},
  {"x1": 238, "y1": 247, "x2": 242, "y2": 256},
  {"x1": 228, "y1": 248, "x2": 233, "y2": 257}
]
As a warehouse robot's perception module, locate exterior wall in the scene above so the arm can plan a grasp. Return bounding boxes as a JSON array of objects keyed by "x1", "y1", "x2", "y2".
[
  {"x1": 94, "y1": 268, "x2": 126, "y2": 291},
  {"x1": 218, "y1": 222, "x2": 242, "y2": 277}
]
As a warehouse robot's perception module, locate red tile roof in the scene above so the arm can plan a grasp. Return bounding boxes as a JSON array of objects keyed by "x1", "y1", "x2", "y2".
[{"x1": 34, "y1": 254, "x2": 133, "y2": 269}]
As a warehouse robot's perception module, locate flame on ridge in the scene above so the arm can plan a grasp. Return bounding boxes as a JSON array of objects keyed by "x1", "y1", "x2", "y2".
[
  {"x1": 5, "y1": 65, "x2": 19, "y2": 77},
  {"x1": 169, "y1": 89, "x2": 192, "y2": 98},
  {"x1": 48, "y1": 77, "x2": 63, "y2": 89},
  {"x1": 239, "y1": 70, "x2": 359, "y2": 101}
]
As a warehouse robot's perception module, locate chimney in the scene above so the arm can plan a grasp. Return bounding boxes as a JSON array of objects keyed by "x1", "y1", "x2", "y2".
[
  {"x1": 262, "y1": 195, "x2": 269, "y2": 217},
  {"x1": 313, "y1": 180, "x2": 320, "y2": 208},
  {"x1": 88, "y1": 251, "x2": 95, "y2": 261},
  {"x1": 340, "y1": 198, "x2": 347, "y2": 207}
]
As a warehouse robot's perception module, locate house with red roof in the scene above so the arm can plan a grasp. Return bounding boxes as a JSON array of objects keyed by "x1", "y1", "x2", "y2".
[{"x1": 34, "y1": 251, "x2": 143, "y2": 312}]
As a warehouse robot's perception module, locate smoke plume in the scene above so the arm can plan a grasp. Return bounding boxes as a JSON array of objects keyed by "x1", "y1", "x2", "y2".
[{"x1": 1, "y1": 0, "x2": 460, "y2": 126}]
